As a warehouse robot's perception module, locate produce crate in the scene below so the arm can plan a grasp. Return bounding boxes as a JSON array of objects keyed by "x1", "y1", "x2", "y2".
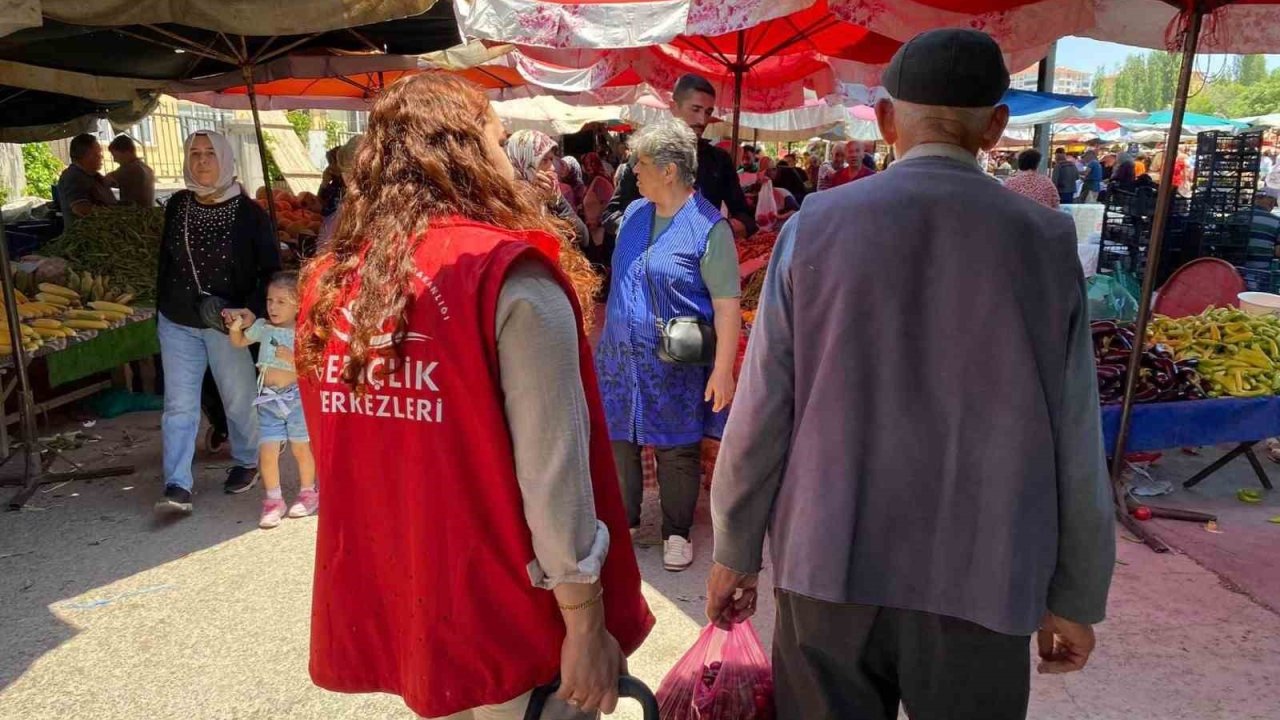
[
  {"x1": 1191, "y1": 129, "x2": 1262, "y2": 224},
  {"x1": 1237, "y1": 266, "x2": 1280, "y2": 293}
]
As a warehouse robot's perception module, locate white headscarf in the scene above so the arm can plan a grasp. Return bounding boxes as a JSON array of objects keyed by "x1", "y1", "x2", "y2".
[{"x1": 183, "y1": 130, "x2": 240, "y2": 203}]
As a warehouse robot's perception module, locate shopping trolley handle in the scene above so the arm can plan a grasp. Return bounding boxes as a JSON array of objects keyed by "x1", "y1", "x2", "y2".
[{"x1": 523, "y1": 675, "x2": 658, "y2": 720}]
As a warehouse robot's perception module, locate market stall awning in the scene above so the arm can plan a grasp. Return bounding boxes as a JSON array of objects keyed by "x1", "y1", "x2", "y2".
[
  {"x1": 5, "y1": 0, "x2": 442, "y2": 39},
  {"x1": 492, "y1": 95, "x2": 627, "y2": 135},
  {"x1": 0, "y1": 85, "x2": 158, "y2": 142},
  {"x1": 1000, "y1": 88, "x2": 1095, "y2": 127},
  {"x1": 0, "y1": 4, "x2": 461, "y2": 82},
  {"x1": 1126, "y1": 109, "x2": 1246, "y2": 133},
  {"x1": 624, "y1": 96, "x2": 851, "y2": 142}
]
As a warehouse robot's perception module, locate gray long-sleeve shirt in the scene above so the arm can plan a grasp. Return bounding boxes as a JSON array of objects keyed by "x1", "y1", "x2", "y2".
[
  {"x1": 497, "y1": 260, "x2": 609, "y2": 589},
  {"x1": 711, "y1": 145, "x2": 1116, "y2": 636}
]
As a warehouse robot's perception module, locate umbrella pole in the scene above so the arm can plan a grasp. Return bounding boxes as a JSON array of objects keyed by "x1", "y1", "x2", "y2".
[
  {"x1": 729, "y1": 31, "x2": 745, "y2": 164},
  {"x1": 1107, "y1": 8, "x2": 1204, "y2": 552},
  {"x1": 242, "y1": 65, "x2": 280, "y2": 238}
]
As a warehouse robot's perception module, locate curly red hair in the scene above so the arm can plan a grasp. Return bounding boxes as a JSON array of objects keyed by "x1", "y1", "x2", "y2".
[{"x1": 297, "y1": 73, "x2": 599, "y2": 390}]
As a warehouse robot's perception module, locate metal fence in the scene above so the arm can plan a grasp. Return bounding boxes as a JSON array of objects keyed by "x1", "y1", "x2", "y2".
[
  {"x1": 47, "y1": 107, "x2": 233, "y2": 185},
  {"x1": 125, "y1": 109, "x2": 233, "y2": 182}
]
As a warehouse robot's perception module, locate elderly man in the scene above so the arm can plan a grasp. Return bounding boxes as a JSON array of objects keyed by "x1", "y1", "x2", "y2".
[
  {"x1": 105, "y1": 135, "x2": 156, "y2": 208},
  {"x1": 56, "y1": 133, "x2": 116, "y2": 227},
  {"x1": 706, "y1": 29, "x2": 1115, "y2": 720},
  {"x1": 604, "y1": 74, "x2": 755, "y2": 240}
]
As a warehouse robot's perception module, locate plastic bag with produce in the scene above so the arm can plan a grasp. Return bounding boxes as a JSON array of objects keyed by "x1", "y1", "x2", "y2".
[{"x1": 656, "y1": 621, "x2": 773, "y2": 720}]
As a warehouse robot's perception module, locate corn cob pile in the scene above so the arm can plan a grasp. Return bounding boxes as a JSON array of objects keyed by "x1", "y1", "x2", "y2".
[{"x1": 0, "y1": 280, "x2": 137, "y2": 359}]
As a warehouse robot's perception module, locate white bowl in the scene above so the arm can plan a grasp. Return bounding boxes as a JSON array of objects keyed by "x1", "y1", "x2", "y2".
[{"x1": 1238, "y1": 291, "x2": 1280, "y2": 315}]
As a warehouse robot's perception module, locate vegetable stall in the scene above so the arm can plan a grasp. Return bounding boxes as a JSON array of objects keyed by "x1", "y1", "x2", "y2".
[
  {"x1": 0, "y1": 209, "x2": 155, "y2": 500},
  {"x1": 1095, "y1": 307, "x2": 1280, "y2": 496}
]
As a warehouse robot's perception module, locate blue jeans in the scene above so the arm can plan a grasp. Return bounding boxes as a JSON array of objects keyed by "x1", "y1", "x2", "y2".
[{"x1": 158, "y1": 314, "x2": 259, "y2": 490}]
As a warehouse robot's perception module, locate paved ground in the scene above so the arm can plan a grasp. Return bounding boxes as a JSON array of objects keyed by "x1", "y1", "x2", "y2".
[{"x1": 2, "y1": 413, "x2": 1279, "y2": 719}]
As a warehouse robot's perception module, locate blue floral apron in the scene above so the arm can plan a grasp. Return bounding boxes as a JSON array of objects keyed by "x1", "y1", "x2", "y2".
[{"x1": 595, "y1": 193, "x2": 728, "y2": 446}]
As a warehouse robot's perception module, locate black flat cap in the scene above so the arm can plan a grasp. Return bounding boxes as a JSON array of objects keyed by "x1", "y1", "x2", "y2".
[{"x1": 882, "y1": 29, "x2": 1010, "y2": 108}]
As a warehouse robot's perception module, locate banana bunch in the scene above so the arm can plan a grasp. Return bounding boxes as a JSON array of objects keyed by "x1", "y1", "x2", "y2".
[{"x1": 66, "y1": 270, "x2": 135, "y2": 306}]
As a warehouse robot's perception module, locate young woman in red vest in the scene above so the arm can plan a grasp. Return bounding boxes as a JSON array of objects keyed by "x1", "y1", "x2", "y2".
[{"x1": 296, "y1": 73, "x2": 653, "y2": 720}]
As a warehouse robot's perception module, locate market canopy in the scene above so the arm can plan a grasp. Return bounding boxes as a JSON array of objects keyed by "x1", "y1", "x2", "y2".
[
  {"x1": 0, "y1": 85, "x2": 158, "y2": 142},
  {"x1": 3, "y1": 0, "x2": 443, "y2": 39},
  {"x1": 1128, "y1": 109, "x2": 1246, "y2": 133},
  {"x1": 492, "y1": 95, "x2": 627, "y2": 135},
  {"x1": 0, "y1": 4, "x2": 462, "y2": 84}
]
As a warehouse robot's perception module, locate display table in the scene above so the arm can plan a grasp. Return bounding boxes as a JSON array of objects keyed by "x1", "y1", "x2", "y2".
[
  {"x1": 0, "y1": 310, "x2": 158, "y2": 456},
  {"x1": 44, "y1": 312, "x2": 158, "y2": 387},
  {"x1": 1101, "y1": 397, "x2": 1280, "y2": 489}
]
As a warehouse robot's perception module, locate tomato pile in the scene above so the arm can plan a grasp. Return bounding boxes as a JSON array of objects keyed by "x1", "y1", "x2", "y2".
[{"x1": 255, "y1": 187, "x2": 324, "y2": 243}]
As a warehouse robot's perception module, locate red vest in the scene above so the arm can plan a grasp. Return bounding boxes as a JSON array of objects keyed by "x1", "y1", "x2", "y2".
[{"x1": 299, "y1": 218, "x2": 653, "y2": 718}]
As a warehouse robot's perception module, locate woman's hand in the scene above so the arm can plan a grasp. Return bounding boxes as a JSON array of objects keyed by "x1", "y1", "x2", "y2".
[
  {"x1": 273, "y1": 345, "x2": 295, "y2": 365},
  {"x1": 705, "y1": 366, "x2": 736, "y2": 412},
  {"x1": 221, "y1": 308, "x2": 255, "y2": 331},
  {"x1": 557, "y1": 619, "x2": 626, "y2": 714},
  {"x1": 535, "y1": 169, "x2": 560, "y2": 203}
]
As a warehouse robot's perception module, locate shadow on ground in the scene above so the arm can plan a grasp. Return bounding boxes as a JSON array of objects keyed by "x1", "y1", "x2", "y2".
[{"x1": 0, "y1": 412, "x2": 284, "y2": 691}]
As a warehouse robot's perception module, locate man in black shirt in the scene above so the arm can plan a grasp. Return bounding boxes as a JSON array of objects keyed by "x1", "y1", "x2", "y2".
[{"x1": 603, "y1": 74, "x2": 756, "y2": 240}]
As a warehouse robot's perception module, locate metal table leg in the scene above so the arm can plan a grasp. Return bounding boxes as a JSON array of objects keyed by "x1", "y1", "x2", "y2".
[
  {"x1": 1244, "y1": 446, "x2": 1274, "y2": 490},
  {"x1": 1183, "y1": 441, "x2": 1273, "y2": 489}
]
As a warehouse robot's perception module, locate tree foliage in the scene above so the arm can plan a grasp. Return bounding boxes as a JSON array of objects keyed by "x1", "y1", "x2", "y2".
[
  {"x1": 22, "y1": 143, "x2": 63, "y2": 199},
  {"x1": 1236, "y1": 55, "x2": 1268, "y2": 86},
  {"x1": 1095, "y1": 51, "x2": 1275, "y2": 118},
  {"x1": 285, "y1": 110, "x2": 313, "y2": 143}
]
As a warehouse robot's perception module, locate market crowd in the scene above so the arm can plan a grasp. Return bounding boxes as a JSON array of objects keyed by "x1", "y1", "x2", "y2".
[{"x1": 127, "y1": 26, "x2": 1117, "y2": 720}]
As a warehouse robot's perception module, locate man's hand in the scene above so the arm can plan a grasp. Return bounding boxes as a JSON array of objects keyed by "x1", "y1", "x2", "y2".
[
  {"x1": 705, "y1": 562, "x2": 758, "y2": 630},
  {"x1": 705, "y1": 367, "x2": 736, "y2": 413},
  {"x1": 728, "y1": 218, "x2": 747, "y2": 239},
  {"x1": 1037, "y1": 612, "x2": 1096, "y2": 674}
]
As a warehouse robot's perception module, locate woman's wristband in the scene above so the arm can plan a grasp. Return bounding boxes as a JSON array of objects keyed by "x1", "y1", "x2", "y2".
[{"x1": 558, "y1": 588, "x2": 604, "y2": 611}]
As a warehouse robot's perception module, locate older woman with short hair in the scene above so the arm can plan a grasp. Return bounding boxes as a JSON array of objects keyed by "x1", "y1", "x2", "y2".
[{"x1": 595, "y1": 120, "x2": 741, "y2": 573}]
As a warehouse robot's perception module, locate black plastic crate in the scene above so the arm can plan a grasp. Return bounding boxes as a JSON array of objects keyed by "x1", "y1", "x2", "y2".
[{"x1": 1237, "y1": 266, "x2": 1280, "y2": 293}]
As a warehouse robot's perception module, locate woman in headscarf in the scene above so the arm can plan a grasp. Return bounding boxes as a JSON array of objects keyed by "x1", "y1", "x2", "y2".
[
  {"x1": 559, "y1": 155, "x2": 586, "y2": 212},
  {"x1": 506, "y1": 129, "x2": 589, "y2": 249},
  {"x1": 297, "y1": 74, "x2": 651, "y2": 720},
  {"x1": 580, "y1": 152, "x2": 615, "y2": 252},
  {"x1": 154, "y1": 130, "x2": 281, "y2": 515}
]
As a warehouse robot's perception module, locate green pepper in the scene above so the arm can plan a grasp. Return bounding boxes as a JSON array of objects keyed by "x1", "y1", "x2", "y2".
[{"x1": 1238, "y1": 488, "x2": 1264, "y2": 503}]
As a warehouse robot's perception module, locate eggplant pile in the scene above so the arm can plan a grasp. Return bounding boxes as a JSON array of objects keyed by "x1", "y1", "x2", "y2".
[{"x1": 1092, "y1": 320, "x2": 1206, "y2": 404}]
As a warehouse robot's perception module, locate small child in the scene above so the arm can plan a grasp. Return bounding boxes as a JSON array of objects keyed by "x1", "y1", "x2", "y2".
[{"x1": 227, "y1": 271, "x2": 318, "y2": 529}]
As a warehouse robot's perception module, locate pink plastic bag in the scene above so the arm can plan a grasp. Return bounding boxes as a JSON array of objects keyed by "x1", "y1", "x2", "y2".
[
  {"x1": 754, "y1": 179, "x2": 778, "y2": 231},
  {"x1": 656, "y1": 621, "x2": 774, "y2": 720}
]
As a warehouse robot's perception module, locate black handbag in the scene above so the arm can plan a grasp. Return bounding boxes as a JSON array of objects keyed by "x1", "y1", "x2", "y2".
[
  {"x1": 643, "y1": 212, "x2": 716, "y2": 366},
  {"x1": 182, "y1": 196, "x2": 232, "y2": 334}
]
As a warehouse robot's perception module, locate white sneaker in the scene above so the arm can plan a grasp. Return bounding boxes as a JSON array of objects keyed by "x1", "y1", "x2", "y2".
[{"x1": 663, "y1": 536, "x2": 694, "y2": 572}]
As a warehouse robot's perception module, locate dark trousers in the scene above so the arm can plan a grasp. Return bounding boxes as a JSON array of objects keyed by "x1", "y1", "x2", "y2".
[
  {"x1": 611, "y1": 441, "x2": 701, "y2": 540},
  {"x1": 773, "y1": 591, "x2": 1030, "y2": 720},
  {"x1": 1059, "y1": 191, "x2": 1075, "y2": 205}
]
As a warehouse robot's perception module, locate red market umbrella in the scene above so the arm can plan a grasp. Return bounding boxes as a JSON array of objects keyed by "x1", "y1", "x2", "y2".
[{"x1": 463, "y1": 0, "x2": 903, "y2": 147}]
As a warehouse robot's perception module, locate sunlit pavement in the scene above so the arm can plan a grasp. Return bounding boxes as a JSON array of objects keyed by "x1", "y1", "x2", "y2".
[{"x1": 2, "y1": 414, "x2": 1279, "y2": 720}]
